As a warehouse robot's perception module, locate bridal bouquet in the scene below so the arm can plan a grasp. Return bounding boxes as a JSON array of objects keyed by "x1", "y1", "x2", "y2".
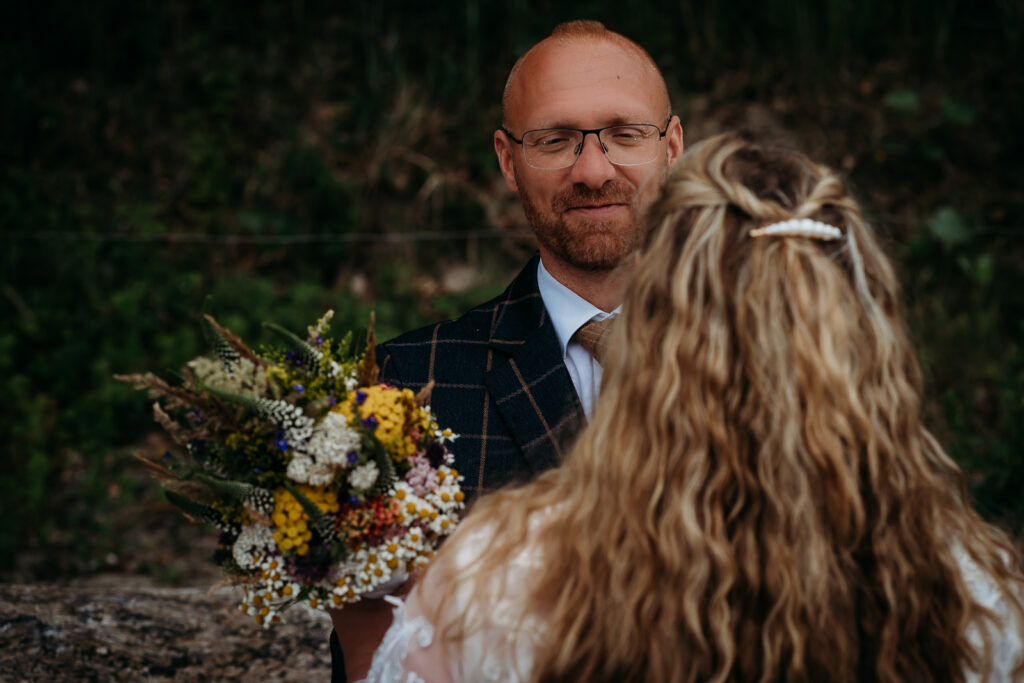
[{"x1": 116, "y1": 311, "x2": 463, "y2": 627}]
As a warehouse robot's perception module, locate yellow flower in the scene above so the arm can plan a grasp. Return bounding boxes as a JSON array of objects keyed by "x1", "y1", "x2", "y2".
[
  {"x1": 265, "y1": 366, "x2": 290, "y2": 387},
  {"x1": 335, "y1": 386, "x2": 434, "y2": 460},
  {"x1": 271, "y1": 485, "x2": 340, "y2": 556}
]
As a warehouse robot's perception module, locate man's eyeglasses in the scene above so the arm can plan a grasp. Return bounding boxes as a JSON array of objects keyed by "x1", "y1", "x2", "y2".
[{"x1": 501, "y1": 118, "x2": 672, "y2": 170}]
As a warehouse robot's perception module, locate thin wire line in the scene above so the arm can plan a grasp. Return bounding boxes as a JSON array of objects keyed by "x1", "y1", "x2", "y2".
[
  {"x1": 2, "y1": 229, "x2": 536, "y2": 244},
  {"x1": 2, "y1": 225, "x2": 1021, "y2": 244}
]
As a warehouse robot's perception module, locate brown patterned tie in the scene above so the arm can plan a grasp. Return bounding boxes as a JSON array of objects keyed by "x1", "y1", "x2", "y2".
[{"x1": 572, "y1": 317, "x2": 616, "y2": 364}]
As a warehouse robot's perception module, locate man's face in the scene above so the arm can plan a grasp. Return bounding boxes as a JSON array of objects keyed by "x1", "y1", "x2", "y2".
[{"x1": 496, "y1": 39, "x2": 683, "y2": 274}]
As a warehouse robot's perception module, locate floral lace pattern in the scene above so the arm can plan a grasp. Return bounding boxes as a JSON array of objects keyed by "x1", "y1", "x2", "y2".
[
  {"x1": 958, "y1": 547, "x2": 1024, "y2": 683},
  {"x1": 364, "y1": 516, "x2": 549, "y2": 682},
  {"x1": 363, "y1": 596, "x2": 432, "y2": 683}
]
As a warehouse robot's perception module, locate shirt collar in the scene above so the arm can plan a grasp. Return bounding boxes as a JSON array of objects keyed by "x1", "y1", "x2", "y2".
[{"x1": 536, "y1": 258, "x2": 620, "y2": 358}]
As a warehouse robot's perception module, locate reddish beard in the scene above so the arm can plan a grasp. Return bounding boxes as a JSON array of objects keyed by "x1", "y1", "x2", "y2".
[{"x1": 520, "y1": 179, "x2": 642, "y2": 272}]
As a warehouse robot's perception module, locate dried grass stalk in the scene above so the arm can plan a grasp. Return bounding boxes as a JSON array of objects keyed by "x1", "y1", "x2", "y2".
[{"x1": 203, "y1": 314, "x2": 262, "y2": 366}]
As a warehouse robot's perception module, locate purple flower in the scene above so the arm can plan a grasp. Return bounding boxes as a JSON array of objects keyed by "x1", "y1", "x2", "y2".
[
  {"x1": 276, "y1": 438, "x2": 289, "y2": 451},
  {"x1": 328, "y1": 394, "x2": 336, "y2": 406},
  {"x1": 425, "y1": 440, "x2": 446, "y2": 469},
  {"x1": 287, "y1": 551, "x2": 330, "y2": 583},
  {"x1": 293, "y1": 384, "x2": 304, "y2": 394},
  {"x1": 253, "y1": 467, "x2": 262, "y2": 474},
  {"x1": 315, "y1": 335, "x2": 324, "y2": 347},
  {"x1": 346, "y1": 450, "x2": 359, "y2": 465},
  {"x1": 405, "y1": 452, "x2": 439, "y2": 497},
  {"x1": 162, "y1": 451, "x2": 172, "y2": 461},
  {"x1": 348, "y1": 495, "x2": 360, "y2": 505},
  {"x1": 355, "y1": 390, "x2": 367, "y2": 405},
  {"x1": 362, "y1": 415, "x2": 378, "y2": 430}
]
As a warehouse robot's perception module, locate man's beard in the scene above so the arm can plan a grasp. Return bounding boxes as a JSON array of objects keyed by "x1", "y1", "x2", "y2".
[{"x1": 519, "y1": 179, "x2": 643, "y2": 272}]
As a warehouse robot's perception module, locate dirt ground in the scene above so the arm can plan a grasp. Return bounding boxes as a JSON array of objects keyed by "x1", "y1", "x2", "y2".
[
  {"x1": 0, "y1": 581, "x2": 334, "y2": 681},
  {"x1": 1, "y1": 455, "x2": 339, "y2": 681}
]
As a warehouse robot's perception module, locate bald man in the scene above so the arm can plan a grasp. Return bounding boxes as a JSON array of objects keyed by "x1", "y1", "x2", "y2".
[{"x1": 330, "y1": 21, "x2": 682, "y2": 680}]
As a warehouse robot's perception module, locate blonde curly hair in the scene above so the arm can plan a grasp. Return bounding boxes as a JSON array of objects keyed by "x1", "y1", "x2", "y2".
[{"x1": 427, "y1": 133, "x2": 1024, "y2": 682}]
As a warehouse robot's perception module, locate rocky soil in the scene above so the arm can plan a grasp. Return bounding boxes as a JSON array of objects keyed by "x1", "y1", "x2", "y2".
[{"x1": 0, "y1": 582, "x2": 333, "y2": 681}]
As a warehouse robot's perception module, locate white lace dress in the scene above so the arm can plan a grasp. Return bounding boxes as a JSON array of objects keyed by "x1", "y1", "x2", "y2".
[
  {"x1": 363, "y1": 516, "x2": 548, "y2": 683},
  {"x1": 959, "y1": 548, "x2": 1024, "y2": 682},
  {"x1": 364, "y1": 525, "x2": 1023, "y2": 683}
]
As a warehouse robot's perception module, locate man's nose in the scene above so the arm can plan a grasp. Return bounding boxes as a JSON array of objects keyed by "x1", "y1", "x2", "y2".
[{"x1": 568, "y1": 132, "x2": 617, "y2": 189}]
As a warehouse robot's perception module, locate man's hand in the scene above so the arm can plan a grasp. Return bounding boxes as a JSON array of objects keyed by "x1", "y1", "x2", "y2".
[
  {"x1": 330, "y1": 598, "x2": 397, "y2": 681},
  {"x1": 329, "y1": 577, "x2": 414, "y2": 681}
]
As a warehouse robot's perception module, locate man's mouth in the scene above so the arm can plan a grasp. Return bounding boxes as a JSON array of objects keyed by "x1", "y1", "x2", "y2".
[
  {"x1": 566, "y1": 202, "x2": 626, "y2": 214},
  {"x1": 553, "y1": 180, "x2": 634, "y2": 215}
]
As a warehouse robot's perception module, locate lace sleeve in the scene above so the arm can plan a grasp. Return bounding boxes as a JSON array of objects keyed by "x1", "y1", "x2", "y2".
[
  {"x1": 958, "y1": 548, "x2": 1024, "y2": 682},
  {"x1": 364, "y1": 512, "x2": 553, "y2": 683},
  {"x1": 362, "y1": 594, "x2": 453, "y2": 683}
]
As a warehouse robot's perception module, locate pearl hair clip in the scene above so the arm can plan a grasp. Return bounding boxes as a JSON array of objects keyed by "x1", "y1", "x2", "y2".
[{"x1": 749, "y1": 218, "x2": 842, "y2": 241}]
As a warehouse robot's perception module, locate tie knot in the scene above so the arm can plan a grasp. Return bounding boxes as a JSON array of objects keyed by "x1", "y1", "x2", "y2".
[{"x1": 572, "y1": 317, "x2": 615, "y2": 363}]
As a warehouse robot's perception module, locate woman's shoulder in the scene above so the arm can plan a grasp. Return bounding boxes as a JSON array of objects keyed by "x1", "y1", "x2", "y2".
[
  {"x1": 442, "y1": 503, "x2": 559, "y2": 577},
  {"x1": 368, "y1": 505, "x2": 559, "y2": 682},
  {"x1": 954, "y1": 545, "x2": 1024, "y2": 682}
]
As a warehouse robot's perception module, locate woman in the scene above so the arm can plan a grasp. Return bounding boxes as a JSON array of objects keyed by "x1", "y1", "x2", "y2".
[{"x1": 366, "y1": 134, "x2": 1024, "y2": 682}]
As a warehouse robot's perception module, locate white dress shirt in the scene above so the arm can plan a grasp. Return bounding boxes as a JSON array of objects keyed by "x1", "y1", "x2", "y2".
[{"x1": 536, "y1": 259, "x2": 619, "y2": 421}]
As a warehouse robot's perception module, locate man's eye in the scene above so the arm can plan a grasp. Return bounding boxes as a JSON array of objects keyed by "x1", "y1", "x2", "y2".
[
  {"x1": 605, "y1": 127, "x2": 647, "y2": 144},
  {"x1": 531, "y1": 132, "x2": 576, "y2": 150}
]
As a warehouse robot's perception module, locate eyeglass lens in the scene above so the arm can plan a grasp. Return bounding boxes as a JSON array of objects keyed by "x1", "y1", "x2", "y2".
[{"x1": 522, "y1": 124, "x2": 661, "y2": 169}]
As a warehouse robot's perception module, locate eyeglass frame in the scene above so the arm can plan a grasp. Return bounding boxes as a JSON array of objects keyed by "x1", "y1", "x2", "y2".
[{"x1": 500, "y1": 117, "x2": 674, "y2": 170}]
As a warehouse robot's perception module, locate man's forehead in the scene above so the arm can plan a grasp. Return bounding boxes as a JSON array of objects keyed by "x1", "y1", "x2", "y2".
[
  {"x1": 505, "y1": 39, "x2": 665, "y2": 128},
  {"x1": 523, "y1": 38, "x2": 652, "y2": 86},
  {"x1": 530, "y1": 111, "x2": 658, "y2": 131}
]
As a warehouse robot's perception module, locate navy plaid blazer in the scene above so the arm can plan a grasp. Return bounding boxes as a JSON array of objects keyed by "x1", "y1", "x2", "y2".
[
  {"x1": 330, "y1": 255, "x2": 585, "y2": 682},
  {"x1": 377, "y1": 253, "x2": 586, "y2": 501}
]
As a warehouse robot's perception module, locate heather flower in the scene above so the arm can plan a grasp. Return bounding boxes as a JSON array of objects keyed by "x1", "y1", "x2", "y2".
[
  {"x1": 405, "y1": 452, "x2": 439, "y2": 497},
  {"x1": 348, "y1": 461, "x2": 379, "y2": 491},
  {"x1": 233, "y1": 524, "x2": 275, "y2": 570},
  {"x1": 188, "y1": 356, "x2": 268, "y2": 397},
  {"x1": 287, "y1": 411, "x2": 361, "y2": 486}
]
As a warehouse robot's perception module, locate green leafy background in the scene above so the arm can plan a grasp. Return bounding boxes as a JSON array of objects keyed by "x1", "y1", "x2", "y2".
[{"x1": 2, "y1": 0, "x2": 1022, "y2": 582}]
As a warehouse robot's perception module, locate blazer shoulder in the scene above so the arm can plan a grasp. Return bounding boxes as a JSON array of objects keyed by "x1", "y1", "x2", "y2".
[
  {"x1": 380, "y1": 292, "x2": 504, "y2": 350},
  {"x1": 376, "y1": 255, "x2": 544, "y2": 382},
  {"x1": 374, "y1": 290, "x2": 503, "y2": 382},
  {"x1": 380, "y1": 255, "x2": 542, "y2": 352}
]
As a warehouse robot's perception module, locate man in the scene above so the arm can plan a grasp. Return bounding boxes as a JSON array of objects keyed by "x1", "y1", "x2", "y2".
[{"x1": 331, "y1": 20, "x2": 683, "y2": 680}]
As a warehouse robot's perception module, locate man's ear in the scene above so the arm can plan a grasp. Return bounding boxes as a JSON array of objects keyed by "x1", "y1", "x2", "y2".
[
  {"x1": 665, "y1": 115, "x2": 684, "y2": 167},
  {"x1": 494, "y1": 129, "x2": 520, "y2": 194}
]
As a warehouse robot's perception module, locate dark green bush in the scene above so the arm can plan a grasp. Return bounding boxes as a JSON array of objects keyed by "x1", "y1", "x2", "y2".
[{"x1": 2, "y1": 0, "x2": 1022, "y2": 578}]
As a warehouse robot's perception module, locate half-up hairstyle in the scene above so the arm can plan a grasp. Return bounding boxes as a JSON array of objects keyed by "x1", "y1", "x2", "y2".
[{"x1": 423, "y1": 133, "x2": 1024, "y2": 682}]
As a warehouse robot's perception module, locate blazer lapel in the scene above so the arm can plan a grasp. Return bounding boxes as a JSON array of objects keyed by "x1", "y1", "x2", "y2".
[{"x1": 484, "y1": 256, "x2": 585, "y2": 474}]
